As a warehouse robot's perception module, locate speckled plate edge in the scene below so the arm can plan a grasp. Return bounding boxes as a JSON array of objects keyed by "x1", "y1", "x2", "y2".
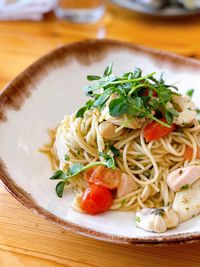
[{"x1": 1, "y1": 39, "x2": 200, "y2": 246}]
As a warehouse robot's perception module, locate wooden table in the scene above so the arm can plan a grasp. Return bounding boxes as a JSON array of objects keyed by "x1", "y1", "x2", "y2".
[{"x1": 1, "y1": 3, "x2": 200, "y2": 266}]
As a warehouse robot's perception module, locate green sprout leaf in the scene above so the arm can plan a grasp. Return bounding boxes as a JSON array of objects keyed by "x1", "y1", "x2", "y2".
[
  {"x1": 186, "y1": 89, "x2": 194, "y2": 98},
  {"x1": 64, "y1": 155, "x2": 70, "y2": 161},
  {"x1": 87, "y1": 75, "x2": 101, "y2": 81},
  {"x1": 165, "y1": 110, "x2": 173, "y2": 125},
  {"x1": 76, "y1": 106, "x2": 87, "y2": 118},
  {"x1": 181, "y1": 184, "x2": 189, "y2": 190},
  {"x1": 103, "y1": 63, "x2": 113, "y2": 77},
  {"x1": 109, "y1": 97, "x2": 127, "y2": 117},
  {"x1": 50, "y1": 170, "x2": 66, "y2": 180},
  {"x1": 93, "y1": 89, "x2": 111, "y2": 107},
  {"x1": 98, "y1": 152, "x2": 116, "y2": 169},
  {"x1": 109, "y1": 145, "x2": 120, "y2": 156},
  {"x1": 68, "y1": 163, "x2": 84, "y2": 175},
  {"x1": 135, "y1": 216, "x2": 141, "y2": 223},
  {"x1": 56, "y1": 181, "x2": 66, "y2": 198}
]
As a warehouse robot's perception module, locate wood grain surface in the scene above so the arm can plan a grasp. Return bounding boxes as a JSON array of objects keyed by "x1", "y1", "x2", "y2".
[{"x1": 1, "y1": 3, "x2": 200, "y2": 266}]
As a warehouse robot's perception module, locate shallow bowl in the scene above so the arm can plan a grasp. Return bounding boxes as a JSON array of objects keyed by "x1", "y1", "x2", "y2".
[{"x1": 1, "y1": 39, "x2": 200, "y2": 245}]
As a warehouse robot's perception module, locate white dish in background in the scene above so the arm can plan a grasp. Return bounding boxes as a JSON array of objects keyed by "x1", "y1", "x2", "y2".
[
  {"x1": 111, "y1": 0, "x2": 200, "y2": 17},
  {"x1": 1, "y1": 40, "x2": 200, "y2": 245}
]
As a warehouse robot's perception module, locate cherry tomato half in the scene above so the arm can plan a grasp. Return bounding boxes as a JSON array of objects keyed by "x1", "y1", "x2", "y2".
[
  {"x1": 84, "y1": 166, "x2": 121, "y2": 189},
  {"x1": 144, "y1": 118, "x2": 175, "y2": 142},
  {"x1": 81, "y1": 184, "x2": 113, "y2": 215},
  {"x1": 184, "y1": 146, "x2": 200, "y2": 160},
  {"x1": 143, "y1": 89, "x2": 157, "y2": 97}
]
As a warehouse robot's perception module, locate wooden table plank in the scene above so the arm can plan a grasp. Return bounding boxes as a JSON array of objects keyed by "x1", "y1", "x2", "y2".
[{"x1": 1, "y1": 3, "x2": 200, "y2": 266}]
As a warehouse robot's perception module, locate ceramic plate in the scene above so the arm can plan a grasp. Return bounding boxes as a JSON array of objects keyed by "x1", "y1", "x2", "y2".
[
  {"x1": 1, "y1": 40, "x2": 200, "y2": 245},
  {"x1": 111, "y1": 0, "x2": 200, "y2": 17}
]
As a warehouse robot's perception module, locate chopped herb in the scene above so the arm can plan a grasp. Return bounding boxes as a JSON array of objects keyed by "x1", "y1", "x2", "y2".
[
  {"x1": 185, "y1": 207, "x2": 190, "y2": 211},
  {"x1": 120, "y1": 199, "x2": 126, "y2": 207},
  {"x1": 64, "y1": 155, "x2": 70, "y2": 161},
  {"x1": 144, "y1": 171, "x2": 150, "y2": 177},
  {"x1": 76, "y1": 148, "x2": 81, "y2": 155},
  {"x1": 135, "y1": 216, "x2": 141, "y2": 223},
  {"x1": 186, "y1": 89, "x2": 194, "y2": 98},
  {"x1": 178, "y1": 169, "x2": 183, "y2": 175},
  {"x1": 181, "y1": 184, "x2": 189, "y2": 190},
  {"x1": 151, "y1": 208, "x2": 165, "y2": 216},
  {"x1": 109, "y1": 145, "x2": 120, "y2": 156},
  {"x1": 135, "y1": 155, "x2": 143, "y2": 160}
]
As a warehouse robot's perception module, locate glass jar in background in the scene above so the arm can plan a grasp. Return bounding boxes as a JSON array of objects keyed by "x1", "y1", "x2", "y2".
[{"x1": 55, "y1": 0, "x2": 106, "y2": 23}]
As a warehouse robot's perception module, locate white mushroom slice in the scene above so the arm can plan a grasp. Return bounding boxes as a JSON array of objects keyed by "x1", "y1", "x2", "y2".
[
  {"x1": 136, "y1": 209, "x2": 158, "y2": 232},
  {"x1": 117, "y1": 173, "x2": 138, "y2": 198},
  {"x1": 173, "y1": 178, "x2": 200, "y2": 223},
  {"x1": 172, "y1": 95, "x2": 196, "y2": 111},
  {"x1": 174, "y1": 109, "x2": 196, "y2": 126},
  {"x1": 153, "y1": 215, "x2": 167, "y2": 233},
  {"x1": 135, "y1": 207, "x2": 179, "y2": 233},
  {"x1": 99, "y1": 121, "x2": 119, "y2": 139},
  {"x1": 167, "y1": 166, "x2": 200, "y2": 192},
  {"x1": 163, "y1": 207, "x2": 179, "y2": 228},
  {"x1": 171, "y1": 95, "x2": 197, "y2": 126}
]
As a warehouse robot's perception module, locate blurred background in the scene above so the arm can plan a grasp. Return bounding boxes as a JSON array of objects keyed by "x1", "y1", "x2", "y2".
[{"x1": 1, "y1": 0, "x2": 200, "y2": 90}]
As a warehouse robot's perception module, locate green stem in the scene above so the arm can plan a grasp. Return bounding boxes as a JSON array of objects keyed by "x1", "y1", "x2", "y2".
[
  {"x1": 110, "y1": 72, "x2": 156, "y2": 85},
  {"x1": 148, "y1": 113, "x2": 171, "y2": 128},
  {"x1": 128, "y1": 84, "x2": 146, "y2": 96},
  {"x1": 64, "y1": 161, "x2": 104, "y2": 181}
]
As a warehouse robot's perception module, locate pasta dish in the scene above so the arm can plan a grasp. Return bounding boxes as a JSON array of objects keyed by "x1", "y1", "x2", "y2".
[{"x1": 41, "y1": 64, "x2": 200, "y2": 233}]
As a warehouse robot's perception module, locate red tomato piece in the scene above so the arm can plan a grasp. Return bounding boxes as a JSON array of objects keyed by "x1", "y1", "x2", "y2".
[
  {"x1": 81, "y1": 184, "x2": 113, "y2": 215},
  {"x1": 84, "y1": 165, "x2": 121, "y2": 189},
  {"x1": 144, "y1": 118, "x2": 175, "y2": 142},
  {"x1": 184, "y1": 146, "x2": 200, "y2": 160},
  {"x1": 143, "y1": 89, "x2": 157, "y2": 97}
]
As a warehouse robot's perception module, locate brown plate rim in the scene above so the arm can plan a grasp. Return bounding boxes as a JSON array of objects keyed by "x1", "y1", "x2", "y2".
[{"x1": 1, "y1": 39, "x2": 200, "y2": 246}]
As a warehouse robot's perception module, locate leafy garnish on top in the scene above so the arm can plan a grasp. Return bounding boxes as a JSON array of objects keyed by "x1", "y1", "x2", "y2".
[{"x1": 76, "y1": 64, "x2": 182, "y2": 128}]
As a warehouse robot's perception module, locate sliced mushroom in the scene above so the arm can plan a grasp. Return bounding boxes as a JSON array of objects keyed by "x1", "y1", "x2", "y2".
[
  {"x1": 173, "y1": 178, "x2": 200, "y2": 223},
  {"x1": 135, "y1": 207, "x2": 179, "y2": 233},
  {"x1": 163, "y1": 207, "x2": 179, "y2": 228},
  {"x1": 170, "y1": 95, "x2": 197, "y2": 126},
  {"x1": 117, "y1": 173, "x2": 138, "y2": 198},
  {"x1": 99, "y1": 121, "x2": 119, "y2": 139},
  {"x1": 167, "y1": 166, "x2": 200, "y2": 192}
]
